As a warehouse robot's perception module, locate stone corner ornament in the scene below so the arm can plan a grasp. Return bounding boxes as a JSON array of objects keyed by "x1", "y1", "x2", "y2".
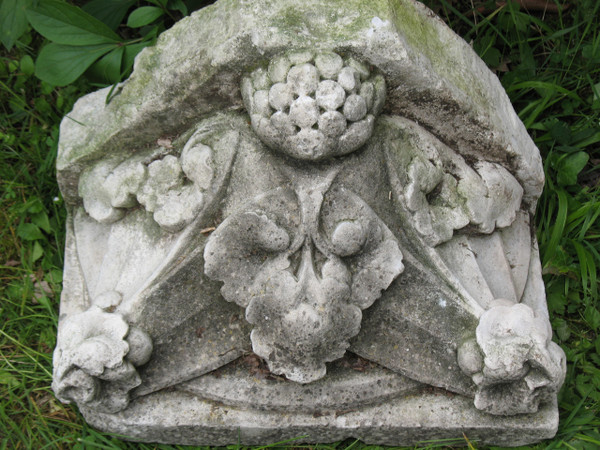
[{"x1": 53, "y1": 0, "x2": 566, "y2": 446}]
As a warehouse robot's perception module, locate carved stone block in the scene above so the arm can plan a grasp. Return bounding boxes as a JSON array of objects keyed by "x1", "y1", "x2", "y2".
[{"x1": 53, "y1": 0, "x2": 566, "y2": 446}]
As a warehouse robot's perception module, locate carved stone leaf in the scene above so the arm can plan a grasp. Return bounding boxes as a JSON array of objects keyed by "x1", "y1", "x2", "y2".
[
  {"x1": 204, "y1": 188, "x2": 299, "y2": 308},
  {"x1": 204, "y1": 178, "x2": 403, "y2": 383},
  {"x1": 77, "y1": 116, "x2": 240, "y2": 234},
  {"x1": 382, "y1": 116, "x2": 524, "y2": 247},
  {"x1": 321, "y1": 187, "x2": 404, "y2": 309}
]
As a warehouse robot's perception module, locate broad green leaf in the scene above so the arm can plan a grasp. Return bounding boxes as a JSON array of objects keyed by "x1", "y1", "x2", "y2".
[
  {"x1": 557, "y1": 151, "x2": 590, "y2": 186},
  {"x1": 18, "y1": 223, "x2": 44, "y2": 241},
  {"x1": 553, "y1": 318, "x2": 570, "y2": 342},
  {"x1": 26, "y1": 199, "x2": 43, "y2": 213},
  {"x1": 31, "y1": 241, "x2": 44, "y2": 262},
  {"x1": 82, "y1": 0, "x2": 136, "y2": 31},
  {"x1": 35, "y1": 43, "x2": 115, "y2": 86},
  {"x1": 547, "y1": 288, "x2": 566, "y2": 315},
  {"x1": 87, "y1": 46, "x2": 125, "y2": 85},
  {"x1": 20, "y1": 54, "x2": 35, "y2": 76},
  {"x1": 127, "y1": 6, "x2": 164, "y2": 28},
  {"x1": 26, "y1": 0, "x2": 121, "y2": 45},
  {"x1": 0, "y1": 0, "x2": 32, "y2": 50},
  {"x1": 31, "y1": 210, "x2": 51, "y2": 233},
  {"x1": 46, "y1": 268, "x2": 63, "y2": 284}
]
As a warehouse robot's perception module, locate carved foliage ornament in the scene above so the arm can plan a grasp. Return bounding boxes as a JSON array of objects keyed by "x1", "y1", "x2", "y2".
[
  {"x1": 53, "y1": 47, "x2": 565, "y2": 423},
  {"x1": 205, "y1": 53, "x2": 403, "y2": 382}
]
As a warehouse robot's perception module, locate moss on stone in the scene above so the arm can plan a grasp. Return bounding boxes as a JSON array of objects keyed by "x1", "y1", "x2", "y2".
[{"x1": 389, "y1": 0, "x2": 489, "y2": 109}]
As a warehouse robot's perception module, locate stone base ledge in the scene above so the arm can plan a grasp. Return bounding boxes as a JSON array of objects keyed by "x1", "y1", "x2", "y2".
[{"x1": 83, "y1": 390, "x2": 558, "y2": 447}]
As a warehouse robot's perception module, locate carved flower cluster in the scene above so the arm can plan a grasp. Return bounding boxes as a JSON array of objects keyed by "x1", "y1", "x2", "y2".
[
  {"x1": 242, "y1": 50, "x2": 386, "y2": 160},
  {"x1": 457, "y1": 301, "x2": 566, "y2": 415},
  {"x1": 52, "y1": 304, "x2": 153, "y2": 413},
  {"x1": 79, "y1": 135, "x2": 214, "y2": 232}
]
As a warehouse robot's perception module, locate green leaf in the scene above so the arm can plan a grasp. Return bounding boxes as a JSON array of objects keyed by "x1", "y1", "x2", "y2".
[
  {"x1": 482, "y1": 47, "x2": 501, "y2": 69},
  {"x1": 35, "y1": 43, "x2": 115, "y2": 86},
  {"x1": 31, "y1": 210, "x2": 52, "y2": 233},
  {"x1": 148, "y1": 0, "x2": 168, "y2": 7},
  {"x1": 553, "y1": 318, "x2": 571, "y2": 342},
  {"x1": 0, "y1": 0, "x2": 32, "y2": 50},
  {"x1": 547, "y1": 289, "x2": 566, "y2": 315},
  {"x1": 17, "y1": 223, "x2": 44, "y2": 241},
  {"x1": 582, "y1": 43, "x2": 600, "y2": 63},
  {"x1": 592, "y1": 81, "x2": 600, "y2": 102},
  {"x1": 542, "y1": 188, "x2": 568, "y2": 267},
  {"x1": 168, "y1": 0, "x2": 188, "y2": 16},
  {"x1": 507, "y1": 81, "x2": 581, "y2": 101},
  {"x1": 19, "y1": 54, "x2": 35, "y2": 76},
  {"x1": 26, "y1": 0, "x2": 121, "y2": 45},
  {"x1": 557, "y1": 152, "x2": 590, "y2": 186},
  {"x1": 27, "y1": 200, "x2": 43, "y2": 213},
  {"x1": 87, "y1": 46, "x2": 124, "y2": 85},
  {"x1": 139, "y1": 24, "x2": 160, "y2": 39},
  {"x1": 46, "y1": 268, "x2": 63, "y2": 284},
  {"x1": 127, "y1": 6, "x2": 164, "y2": 28},
  {"x1": 549, "y1": 120, "x2": 573, "y2": 145},
  {"x1": 0, "y1": 371, "x2": 19, "y2": 387},
  {"x1": 584, "y1": 307, "x2": 600, "y2": 331},
  {"x1": 31, "y1": 241, "x2": 44, "y2": 262},
  {"x1": 82, "y1": 0, "x2": 136, "y2": 31}
]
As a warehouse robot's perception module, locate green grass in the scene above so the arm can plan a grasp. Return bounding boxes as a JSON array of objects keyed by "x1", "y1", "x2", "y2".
[{"x1": 1, "y1": 0, "x2": 599, "y2": 448}]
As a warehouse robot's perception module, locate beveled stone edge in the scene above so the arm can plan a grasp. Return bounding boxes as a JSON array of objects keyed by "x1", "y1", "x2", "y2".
[{"x1": 81, "y1": 388, "x2": 558, "y2": 447}]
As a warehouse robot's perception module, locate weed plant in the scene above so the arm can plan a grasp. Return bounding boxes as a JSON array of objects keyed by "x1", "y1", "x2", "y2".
[{"x1": 1, "y1": 0, "x2": 599, "y2": 448}]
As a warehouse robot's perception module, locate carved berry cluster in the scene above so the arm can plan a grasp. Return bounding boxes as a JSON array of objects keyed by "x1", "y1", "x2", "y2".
[{"x1": 242, "y1": 50, "x2": 386, "y2": 160}]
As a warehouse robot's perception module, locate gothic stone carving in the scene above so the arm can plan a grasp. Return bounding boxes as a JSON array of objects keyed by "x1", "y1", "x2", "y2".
[{"x1": 53, "y1": 0, "x2": 566, "y2": 446}]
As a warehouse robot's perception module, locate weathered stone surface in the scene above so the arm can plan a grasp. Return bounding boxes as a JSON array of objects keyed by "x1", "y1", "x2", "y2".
[
  {"x1": 53, "y1": 0, "x2": 565, "y2": 446},
  {"x1": 82, "y1": 391, "x2": 559, "y2": 447}
]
